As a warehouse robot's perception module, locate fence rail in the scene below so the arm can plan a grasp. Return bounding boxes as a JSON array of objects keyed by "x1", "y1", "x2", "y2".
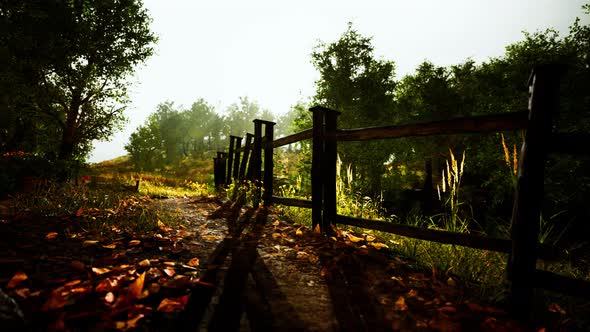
[{"x1": 212, "y1": 64, "x2": 588, "y2": 320}]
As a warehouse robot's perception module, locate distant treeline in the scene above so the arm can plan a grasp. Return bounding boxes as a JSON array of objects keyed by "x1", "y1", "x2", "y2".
[{"x1": 124, "y1": 97, "x2": 297, "y2": 170}]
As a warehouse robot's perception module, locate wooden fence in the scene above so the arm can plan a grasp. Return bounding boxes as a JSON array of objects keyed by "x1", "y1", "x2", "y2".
[{"x1": 212, "y1": 64, "x2": 590, "y2": 320}]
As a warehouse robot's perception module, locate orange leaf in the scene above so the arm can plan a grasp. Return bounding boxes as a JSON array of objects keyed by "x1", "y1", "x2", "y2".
[
  {"x1": 347, "y1": 233, "x2": 363, "y2": 243},
  {"x1": 138, "y1": 259, "x2": 151, "y2": 267},
  {"x1": 370, "y1": 242, "x2": 389, "y2": 249},
  {"x1": 14, "y1": 288, "x2": 30, "y2": 299},
  {"x1": 75, "y1": 207, "x2": 84, "y2": 216},
  {"x1": 128, "y1": 240, "x2": 141, "y2": 246},
  {"x1": 83, "y1": 240, "x2": 99, "y2": 246},
  {"x1": 295, "y1": 226, "x2": 303, "y2": 236},
  {"x1": 272, "y1": 220, "x2": 280, "y2": 227},
  {"x1": 92, "y1": 267, "x2": 111, "y2": 275},
  {"x1": 313, "y1": 224, "x2": 321, "y2": 234},
  {"x1": 157, "y1": 295, "x2": 189, "y2": 312},
  {"x1": 394, "y1": 296, "x2": 408, "y2": 311},
  {"x1": 128, "y1": 272, "x2": 146, "y2": 300},
  {"x1": 102, "y1": 243, "x2": 117, "y2": 249},
  {"x1": 548, "y1": 303, "x2": 566, "y2": 315},
  {"x1": 187, "y1": 257, "x2": 200, "y2": 267},
  {"x1": 95, "y1": 278, "x2": 119, "y2": 292},
  {"x1": 7, "y1": 271, "x2": 28, "y2": 288},
  {"x1": 330, "y1": 224, "x2": 343, "y2": 237},
  {"x1": 105, "y1": 291, "x2": 115, "y2": 303},
  {"x1": 46, "y1": 232, "x2": 58, "y2": 240},
  {"x1": 163, "y1": 267, "x2": 175, "y2": 277}
]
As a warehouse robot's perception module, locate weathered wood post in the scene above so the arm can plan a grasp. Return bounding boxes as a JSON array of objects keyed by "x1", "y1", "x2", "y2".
[
  {"x1": 239, "y1": 133, "x2": 254, "y2": 181},
  {"x1": 213, "y1": 152, "x2": 227, "y2": 188},
  {"x1": 310, "y1": 106, "x2": 326, "y2": 231},
  {"x1": 509, "y1": 64, "x2": 564, "y2": 320},
  {"x1": 252, "y1": 120, "x2": 264, "y2": 207},
  {"x1": 232, "y1": 136, "x2": 243, "y2": 181},
  {"x1": 263, "y1": 121, "x2": 276, "y2": 206},
  {"x1": 322, "y1": 108, "x2": 340, "y2": 233},
  {"x1": 226, "y1": 136, "x2": 238, "y2": 184}
]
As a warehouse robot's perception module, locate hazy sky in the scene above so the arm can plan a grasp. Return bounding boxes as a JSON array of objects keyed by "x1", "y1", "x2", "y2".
[{"x1": 88, "y1": 0, "x2": 588, "y2": 163}]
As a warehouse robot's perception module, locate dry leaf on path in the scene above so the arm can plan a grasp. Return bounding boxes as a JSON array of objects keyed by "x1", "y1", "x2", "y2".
[
  {"x1": 138, "y1": 259, "x2": 151, "y2": 267},
  {"x1": 7, "y1": 271, "x2": 28, "y2": 288},
  {"x1": 370, "y1": 242, "x2": 389, "y2": 249},
  {"x1": 92, "y1": 267, "x2": 111, "y2": 275},
  {"x1": 45, "y1": 232, "x2": 58, "y2": 240},
  {"x1": 394, "y1": 296, "x2": 408, "y2": 311},
  {"x1": 187, "y1": 257, "x2": 200, "y2": 267},
  {"x1": 127, "y1": 272, "x2": 146, "y2": 300},
  {"x1": 157, "y1": 295, "x2": 189, "y2": 312},
  {"x1": 347, "y1": 233, "x2": 363, "y2": 243},
  {"x1": 128, "y1": 240, "x2": 141, "y2": 246}
]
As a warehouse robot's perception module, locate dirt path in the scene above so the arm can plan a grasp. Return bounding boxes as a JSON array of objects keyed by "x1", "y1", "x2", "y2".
[{"x1": 0, "y1": 196, "x2": 536, "y2": 331}]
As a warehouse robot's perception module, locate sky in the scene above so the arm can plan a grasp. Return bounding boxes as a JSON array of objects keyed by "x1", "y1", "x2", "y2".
[{"x1": 88, "y1": 0, "x2": 588, "y2": 163}]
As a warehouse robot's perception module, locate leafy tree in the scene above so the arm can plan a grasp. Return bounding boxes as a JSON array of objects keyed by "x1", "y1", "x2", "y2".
[
  {"x1": 1, "y1": 0, "x2": 157, "y2": 164},
  {"x1": 309, "y1": 23, "x2": 397, "y2": 192}
]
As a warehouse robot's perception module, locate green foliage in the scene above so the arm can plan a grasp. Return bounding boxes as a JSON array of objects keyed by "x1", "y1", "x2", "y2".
[
  {"x1": 0, "y1": 0, "x2": 157, "y2": 165},
  {"x1": 309, "y1": 23, "x2": 397, "y2": 193}
]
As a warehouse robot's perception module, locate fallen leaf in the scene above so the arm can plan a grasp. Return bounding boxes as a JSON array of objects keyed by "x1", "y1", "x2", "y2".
[
  {"x1": 148, "y1": 283, "x2": 160, "y2": 294},
  {"x1": 370, "y1": 242, "x2": 389, "y2": 249},
  {"x1": 164, "y1": 261, "x2": 176, "y2": 266},
  {"x1": 46, "y1": 232, "x2": 58, "y2": 240},
  {"x1": 330, "y1": 224, "x2": 344, "y2": 237},
  {"x1": 163, "y1": 275, "x2": 191, "y2": 289},
  {"x1": 548, "y1": 303, "x2": 566, "y2": 315},
  {"x1": 138, "y1": 259, "x2": 151, "y2": 267},
  {"x1": 157, "y1": 295, "x2": 189, "y2": 312},
  {"x1": 313, "y1": 224, "x2": 321, "y2": 234},
  {"x1": 75, "y1": 207, "x2": 84, "y2": 216},
  {"x1": 14, "y1": 288, "x2": 30, "y2": 299},
  {"x1": 83, "y1": 240, "x2": 99, "y2": 246},
  {"x1": 128, "y1": 240, "x2": 141, "y2": 246},
  {"x1": 202, "y1": 234, "x2": 220, "y2": 241},
  {"x1": 394, "y1": 296, "x2": 408, "y2": 311},
  {"x1": 96, "y1": 278, "x2": 119, "y2": 292},
  {"x1": 295, "y1": 227, "x2": 303, "y2": 236},
  {"x1": 128, "y1": 272, "x2": 146, "y2": 300},
  {"x1": 347, "y1": 233, "x2": 364, "y2": 243},
  {"x1": 163, "y1": 267, "x2": 175, "y2": 277},
  {"x1": 42, "y1": 290, "x2": 68, "y2": 311},
  {"x1": 187, "y1": 257, "x2": 200, "y2": 267},
  {"x1": 105, "y1": 292, "x2": 115, "y2": 303},
  {"x1": 7, "y1": 271, "x2": 28, "y2": 288},
  {"x1": 365, "y1": 235, "x2": 376, "y2": 242},
  {"x1": 272, "y1": 220, "x2": 280, "y2": 227},
  {"x1": 272, "y1": 233, "x2": 282, "y2": 239},
  {"x1": 102, "y1": 243, "x2": 117, "y2": 249},
  {"x1": 64, "y1": 280, "x2": 81, "y2": 287},
  {"x1": 92, "y1": 267, "x2": 111, "y2": 275}
]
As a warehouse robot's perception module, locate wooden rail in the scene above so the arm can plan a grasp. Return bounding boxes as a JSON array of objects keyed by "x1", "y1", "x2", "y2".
[{"x1": 212, "y1": 64, "x2": 589, "y2": 320}]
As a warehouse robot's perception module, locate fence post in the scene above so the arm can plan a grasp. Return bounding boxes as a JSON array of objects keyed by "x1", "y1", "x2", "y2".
[
  {"x1": 252, "y1": 120, "x2": 264, "y2": 207},
  {"x1": 310, "y1": 106, "x2": 326, "y2": 231},
  {"x1": 263, "y1": 121, "x2": 276, "y2": 206},
  {"x1": 239, "y1": 133, "x2": 254, "y2": 181},
  {"x1": 214, "y1": 152, "x2": 227, "y2": 188},
  {"x1": 232, "y1": 136, "x2": 243, "y2": 181},
  {"x1": 322, "y1": 108, "x2": 340, "y2": 233},
  {"x1": 509, "y1": 64, "x2": 564, "y2": 320},
  {"x1": 226, "y1": 136, "x2": 237, "y2": 184}
]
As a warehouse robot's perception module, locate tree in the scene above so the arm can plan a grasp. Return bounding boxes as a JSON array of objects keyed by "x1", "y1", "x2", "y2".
[
  {"x1": 310, "y1": 23, "x2": 397, "y2": 192},
  {"x1": 1, "y1": 0, "x2": 157, "y2": 164}
]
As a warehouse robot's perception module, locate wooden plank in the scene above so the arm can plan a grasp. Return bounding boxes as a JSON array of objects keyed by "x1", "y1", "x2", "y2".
[
  {"x1": 335, "y1": 112, "x2": 528, "y2": 141},
  {"x1": 263, "y1": 122, "x2": 276, "y2": 206},
  {"x1": 534, "y1": 269, "x2": 590, "y2": 298},
  {"x1": 335, "y1": 214, "x2": 512, "y2": 253},
  {"x1": 252, "y1": 121, "x2": 264, "y2": 207},
  {"x1": 509, "y1": 64, "x2": 564, "y2": 320},
  {"x1": 226, "y1": 136, "x2": 237, "y2": 184},
  {"x1": 310, "y1": 107, "x2": 325, "y2": 230},
  {"x1": 232, "y1": 136, "x2": 242, "y2": 181},
  {"x1": 239, "y1": 133, "x2": 253, "y2": 181},
  {"x1": 271, "y1": 196, "x2": 313, "y2": 208},
  {"x1": 323, "y1": 109, "x2": 340, "y2": 233},
  {"x1": 271, "y1": 129, "x2": 313, "y2": 148},
  {"x1": 548, "y1": 133, "x2": 590, "y2": 155}
]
